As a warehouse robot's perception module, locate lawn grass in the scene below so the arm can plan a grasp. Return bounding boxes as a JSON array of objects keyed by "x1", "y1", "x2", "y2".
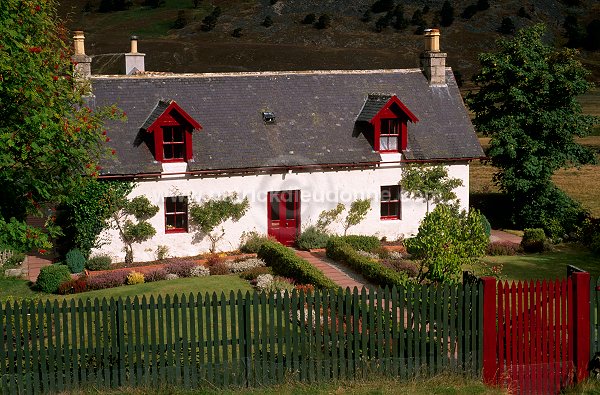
[
  {"x1": 59, "y1": 374, "x2": 508, "y2": 394},
  {"x1": 0, "y1": 274, "x2": 252, "y2": 303},
  {"x1": 465, "y1": 244, "x2": 600, "y2": 281}
]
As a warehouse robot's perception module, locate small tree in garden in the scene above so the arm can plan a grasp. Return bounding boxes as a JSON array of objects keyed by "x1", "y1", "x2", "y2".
[
  {"x1": 343, "y1": 199, "x2": 371, "y2": 236},
  {"x1": 112, "y1": 196, "x2": 159, "y2": 264},
  {"x1": 401, "y1": 164, "x2": 463, "y2": 213},
  {"x1": 316, "y1": 203, "x2": 345, "y2": 233},
  {"x1": 405, "y1": 204, "x2": 488, "y2": 284},
  {"x1": 189, "y1": 194, "x2": 249, "y2": 253}
]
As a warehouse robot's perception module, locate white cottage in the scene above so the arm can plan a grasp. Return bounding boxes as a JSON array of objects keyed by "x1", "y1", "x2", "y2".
[{"x1": 74, "y1": 30, "x2": 484, "y2": 261}]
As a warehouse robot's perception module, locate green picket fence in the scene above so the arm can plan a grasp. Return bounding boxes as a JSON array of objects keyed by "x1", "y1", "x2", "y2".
[{"x1": 0, "y1": 283, "x2": 483, "y2": 394}]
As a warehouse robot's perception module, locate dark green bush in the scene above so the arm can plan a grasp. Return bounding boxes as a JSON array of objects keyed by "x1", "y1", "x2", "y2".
[
  {"x1": 295, "y1": 226, "x2": 330, "y2": 250},
  {"x1": 520, "y1": 228, "x2": 548, "y2": 253},
  {"x1": 339, "y1": 235, "x2": 380, "y2": 252},
  {"x1": 36, "y1": 264, "x2": 72, "y2": 293},
  {"x1": 257, "y1": 241, "x2": 337, "y2": 289},
  {"x1": 326, "y1": 237, "x2": 409, "y2": 288},
  {"x1": 65, "y1": 249, "x2": 86, "y2": 273},
  {"x1": 480, "y1": 214, "x2": 491, "y2": 237},
  {"x1": 85, "y1": 255, "x2": 112, "y2": 271}
]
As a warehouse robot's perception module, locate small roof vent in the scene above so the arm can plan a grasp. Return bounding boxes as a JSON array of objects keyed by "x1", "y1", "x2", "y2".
[{"x1": 262, "y1": 111, "x2": 275, "y2": 124}]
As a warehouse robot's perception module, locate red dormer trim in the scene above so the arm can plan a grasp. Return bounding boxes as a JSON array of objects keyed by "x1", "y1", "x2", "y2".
[
  {"x1": 145, "y1": 101, "x2": 202, "y2": 162},
  {"x1": 369, "y1": 96, "x2": 418, "y2": 153}
]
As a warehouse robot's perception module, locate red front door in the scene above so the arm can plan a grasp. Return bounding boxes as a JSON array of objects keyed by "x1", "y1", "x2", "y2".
[{"x1": 268, "y1": 190, "x2": 300, "y2": 246}]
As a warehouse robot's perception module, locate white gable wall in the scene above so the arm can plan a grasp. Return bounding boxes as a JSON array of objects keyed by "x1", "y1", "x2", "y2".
[{"x1": 92, "y1": 162, "x2": 470, "y2": 262}]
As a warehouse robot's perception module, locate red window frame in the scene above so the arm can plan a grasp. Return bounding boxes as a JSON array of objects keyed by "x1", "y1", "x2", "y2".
[
  {"x1": 165, "y1": 196, "x2": 188, "y2": 233},
  {"x1": 162, "y1": 126, "x2": 186, "y2": 162},
  {"x1": 380, "y1": 185, "x2": 401, "y2": 220},
  {"x1": 379, "y1": 119, "x2": 401, "y2": 152}
]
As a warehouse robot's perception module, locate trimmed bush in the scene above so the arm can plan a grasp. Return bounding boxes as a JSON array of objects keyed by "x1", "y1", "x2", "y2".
[
  {"x1": 480, "y1": 214, "x2": 491, "y2": 238},
  {"x1": 326, "y1": 237, "x2": 409, "y2": 288},
  {"x1": 85, "y1": 255, "x2": 112, "y2": 271},
  {"x1": 381, "y1": 259, "x2": 419, "y2": 278},
  {"x1": 257, "y1": 241, "x2": 337, "y2": 289},
  {"x1": 295, "y1": 226, "x2": 330, "y2": 250},
  {"x1": 144, "y1": 268, "x2": 167, "y2": 282},
  {"x1": 165, "y1": 261, "x2": 198, "y2": 278},
  {"x1": 126, "y1": 271, "x2": 145, "y2": 285},
  {"x1": 66, "y1": 249, "x2": 86, "y2": 273},
  {"x1": 339, "y1": 235, "x2": 380, "y2": 252},
  {"x1": 521, "y1": 228, "x2": 548, "y2": 253},
  {"x1": 226, "y1": 258, "x2": 266, "y2": 273},
  {"x1": 206, "y1": 254, "x2": 224, "y2": 266},
  {"x1": 239, "y1": 266, "x2": 272, "y2": 280},
  {"x1": 36, "y1": 264, "x2": 73, "y2": 293},
  {"x1": 486, "y1": 241, "x2": 520, "y2": 256},
  {"x1": 239, "y1": 231, "x2": 273, "y2": 253},
  {"x1": 87, "y1": 271, "x2": 129, "y2": 290},
  {"x1": 57, "y1": 278, "x2": 88, "y2": 295}
]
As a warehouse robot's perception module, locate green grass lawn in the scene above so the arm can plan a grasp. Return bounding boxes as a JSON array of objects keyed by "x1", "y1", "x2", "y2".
[
  {"x1": 0, "y1": 274, "x2": 252, "y2": 303},
  {"x1": 466, "y1": 244, "x2": 600, "y2": 281}
]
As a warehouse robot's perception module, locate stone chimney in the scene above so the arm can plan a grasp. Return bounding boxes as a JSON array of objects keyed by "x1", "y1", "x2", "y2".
[
  {"x1": 420, "y1": 29, "x2": 447, "y2": 86},
  {"x1": 125, "y1": 36, "x2": 145, "y2": 75},
  {"x1": 71, "y1": 31, "x2": 92, "y2": 80}
]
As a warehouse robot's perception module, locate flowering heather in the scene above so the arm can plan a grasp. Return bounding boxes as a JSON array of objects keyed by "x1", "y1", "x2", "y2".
[
  {"x1": 87, "y1": 271, "x2": 129, "y2": 290},
  {"x1": 165, "y1": 261, "x2": 198, "y2": 277},
  {"x1": 144, "y1": 268, "x2": 167, "y2": 282},
  {"x1": 226, "y1": 258, "x2": 266, "y2": 273},
  {"x1": 486, "y1": 241, "x2": 521, "y2": 256}
]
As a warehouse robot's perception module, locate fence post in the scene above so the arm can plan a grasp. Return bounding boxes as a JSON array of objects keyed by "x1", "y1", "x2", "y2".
[
  {"x1": 481, "y1": 277, "x2": 497, "y2": 385},
  {"x1": 571, "y1": 271, "x2": 590, "y2": 383}
]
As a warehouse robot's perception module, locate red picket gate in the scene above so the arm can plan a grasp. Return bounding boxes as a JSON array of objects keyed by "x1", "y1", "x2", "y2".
[{"x1": 481, "y1": 272, "x2": 590, "y2": 394}]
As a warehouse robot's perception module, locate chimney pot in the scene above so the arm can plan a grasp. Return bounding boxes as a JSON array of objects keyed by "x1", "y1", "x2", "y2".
[
  {"x1": 420, "y1": 28, "x2": 447, "y2": 86},
  {"x1": 130, "y1": 36, "x2": 138, "y2": 53},
  {"x1": 72, "y1": 30, "x2": 92, "y2": 87},
  {"x1": 125, "y1": 35, "x2": 145, "y2": 75},
  {"x1": 73, "y1": 30, "x2": 86, "y2": 55}
]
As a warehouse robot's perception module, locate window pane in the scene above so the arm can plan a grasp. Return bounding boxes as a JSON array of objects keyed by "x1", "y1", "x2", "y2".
[
  {"x1": 285, "y1": 194, "x2": 295, "y2": 220},
  {"x1": 387, "y1": 137, "x2": 398, "y2": 150},
  {"x1": 175, "y1": 215, "x2": 184, "y2": 229},
  {"x1": 380, "y1": 137, "x2": 390, "y2": 151},
  {"x1": 164, "y1": 127, "x2": 173, "y2": 142},
  {"x1": 173, "y1": 144, "x2": 184, "y2": 159},
  {"x1": 380, "y1": 202, "x2": 388, "y2": 217},
  {"x1": 166, "y1": 197, "x2": 176, "y2": 213},
  {"x1": 166, "y1": 214, "x2": 175, "y2": 227},
  {"x1": 388, "y1": 202, "x2": 399, "y2": 217},
  {"x1": 270, "y1": 194, "x2": 280, "y2": 220},
  {"x1": 381, "y1": 186, "x2": 391, "y2": 202},
  {"x1": 173, "y1": 128, "x2": 184, "y2": 142},
  {"x1": 389, "y1": 185, "x2": 399, "y2": 201},
  {"x1": 164, "y1": 145, "x2": 173, "y2": 159}
]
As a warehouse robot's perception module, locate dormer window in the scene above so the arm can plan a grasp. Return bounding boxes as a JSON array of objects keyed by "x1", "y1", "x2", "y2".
[
  {"x1": 141, "y1": 100, "x2": 201, "y2": 163},
  {"x1": 356, "y1": 94, "x2": 418, "y2": 153}
]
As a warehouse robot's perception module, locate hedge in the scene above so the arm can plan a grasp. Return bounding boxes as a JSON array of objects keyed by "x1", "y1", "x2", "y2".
[
  {"x1": 326, "y1": 237, "x2": 408, "y2": 288},
  {"x1": 257, "y1": 241, "x2": 338, "y2": 289},
  {"x1": 338, "y1": 235, "x2": 380, "y2": 252}
]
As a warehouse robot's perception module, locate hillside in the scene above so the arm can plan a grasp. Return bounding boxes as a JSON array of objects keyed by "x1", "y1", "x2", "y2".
[{"x1": 57, "y1": 0, "x2": 600, "y2": 85}]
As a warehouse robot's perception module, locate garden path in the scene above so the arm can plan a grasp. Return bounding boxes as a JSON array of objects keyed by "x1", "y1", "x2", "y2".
[
  {"x1": 25, "y1": 255, "x2": 52, "y2": 282},
  {"x1": 294, "y1": 249, "x2": 373, "y2": 291},
  {"x1": 490, "y1": 229, "x2": 522, "y2": 244}
]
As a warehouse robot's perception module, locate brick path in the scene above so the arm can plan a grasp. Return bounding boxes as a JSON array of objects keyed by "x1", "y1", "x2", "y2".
[
  {"x1": 490, "y1": 229, "x2": 522, "y2": 244},
  {"x1": 294, "y1": 249, "x2": 372, "y2": 292},
  {"x1": 24, "y1": 255, "x2": 53, "y2": 282}
]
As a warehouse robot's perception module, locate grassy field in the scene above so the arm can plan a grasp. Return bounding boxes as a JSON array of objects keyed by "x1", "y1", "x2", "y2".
[
  {"x1": 59, "y1": 374, "x2": 508, "y2": 394},
  {"x1": 0, "y1": 274, "x2": 252, "y2": 303}
]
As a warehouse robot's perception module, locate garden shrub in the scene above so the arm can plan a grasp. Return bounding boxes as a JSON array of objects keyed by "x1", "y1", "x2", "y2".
[
  {"x1": 144, "y1": 268, "x2": 167, "y2": 282},
  {"x1": 339, "y1": 235, "x2": 380, "y2": 252},
  {"x1": 480, "y1": 214, "x2": 491, "y2": 238},
  {"x1": 326, "y1": 237, "x2": 409, "y2": 288},
  {"x1": 226, "y1": 258, "x2": 266, "y2": 273},
  {"x1": 87, "y1": 271, "x2": 129, "y2": 290},
  {"x1": 295, "y1": 226, "x2": 330, "y2": 250},
  {"x1": 239, "y1": 266, "x2": 272, "y2": 280},
  {"x1": 520, "y1": 228, "x2": 548, "y2": 253},
  {"x1": 258, "y1": 240, "x2": 338, "y2": 289},
  {"x1": 295, "y1": 284, "x2": 315, "y2": 294},
  {"x1": 239, "y1": 231, "x2": 273, "y2": 253},
  {"x1": 65, "y1": 249, "x2": 86, "y2": 273},
  {"x1": 126, "y1": 271, "x2": 145, "y2": 285},
  {"x1": 2, "y1": 251, "x2": 25, "y2": 267},
  {"x1": 165, "y1": 273, "x2": 179, "y2": 280},
  {"x1": 57, "y1": 278, "x2": 88, "y2": 295},
  {"x1": 85, "y1": 255, "x2": 112, "y2": 271},
  {"x1": 209, "y1": 262, "x2": 230, "y2": 275},
  {"x1": 36, "y1": 264, "x2": 72, "y2": 293},
  {"x1": 165, "y1": 261, "x2": 198, "y2": 278},
  {"x1": 191, "y1": 265, "x2": 210, "y2": 277},
  {"x1": 381, "y1": 259, "x2": 419, "y2": 278},
  {"x1": 206, "y1": 254, "x2": 224, "y2": 266},
  {"x1": 486, "y1": 241, "x2": 520, "y2": 256}
]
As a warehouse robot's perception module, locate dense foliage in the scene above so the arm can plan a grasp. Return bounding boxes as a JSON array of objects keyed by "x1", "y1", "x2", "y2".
[
  {"x1": 61, "y1": 180, "x2": 133, "y2": 256},
  {"x1": 257, "y1": 241, "x2": 338, "y2": 289},
  {"x1": 296, "y1": 226, "x2": 330, "y2": 250},
  {"x1": 85, "y1": 255, "x2": 112, "y2": 271},
  {"x1": 338, "y1": 235, "x2": 381, "y2": 252},
  {"x1": 326, "y1": 238, "x2": 409, "y2": 288},
  {"x1": 65, "y1": 249, "x2": 86, "y2": 273},
  {"x1": 405, "y1": 204, "x2": 488, "y2": 284},
  {"x1": 0, "y1": 0, "x2": 124, "y2": 252},
  {"x1": 401, "y1": 164, "x2": 463, "y2": 213},
  {"x1": 189, "y1": 193, "x2": 249, "y2": 253},
  {"x1": 467, "y1": 24, "x2": 598, "y2": 236},
  {"x1": 343, "y1": 199, "x2": 371, "y2": 236},
  {"x1": 520, "y1": 228, "x2": 549, "y2": 253},
  {"x1": 112, "y1": 196, "x2": 159, "y2": 263},
  {"x1": 36, "y1": 264, "x2": 72, "y2": 293}
]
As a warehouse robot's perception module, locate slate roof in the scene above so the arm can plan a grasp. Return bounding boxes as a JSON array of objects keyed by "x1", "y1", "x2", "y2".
[
  {"x1": 356, "y1": 94, "x2": 392, "y2": 122},
  {"x1": 91, "y1": 69, "x2": 484, "y2": 176},
  {"x1": 140, "y1": 100, "x2": 170, "y2": 130}
]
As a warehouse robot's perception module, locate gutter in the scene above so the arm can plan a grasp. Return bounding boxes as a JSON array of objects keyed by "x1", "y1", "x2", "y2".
[{"x1": 98, "y1": 156, "x2": 485, "y2": 180}]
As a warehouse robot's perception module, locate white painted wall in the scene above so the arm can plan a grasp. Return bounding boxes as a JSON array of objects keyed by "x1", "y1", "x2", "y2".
[{"x1": 92, "y1": 162, "x2": 470, "y2": 262}]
